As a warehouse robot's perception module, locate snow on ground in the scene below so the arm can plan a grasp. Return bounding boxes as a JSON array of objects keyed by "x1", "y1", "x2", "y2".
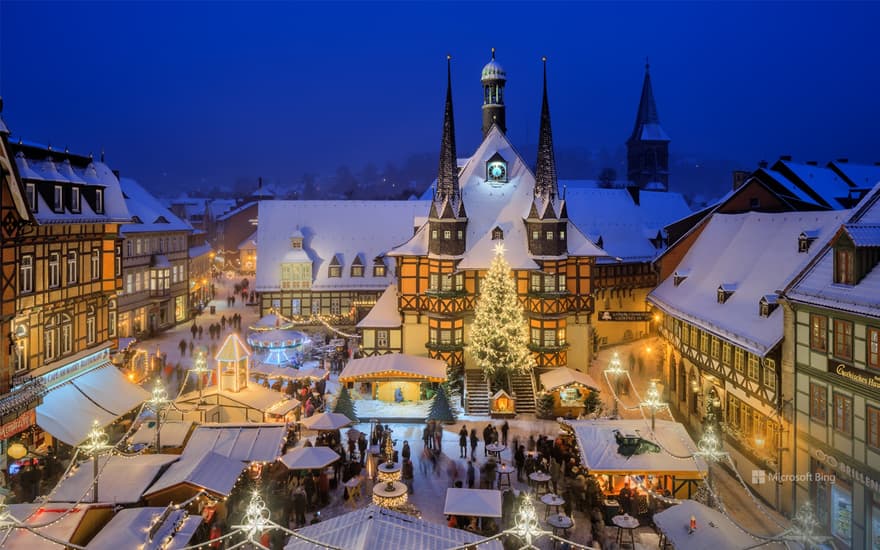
[{"x1": 352, "y1": 398, "x2": 432, "y2": 419}]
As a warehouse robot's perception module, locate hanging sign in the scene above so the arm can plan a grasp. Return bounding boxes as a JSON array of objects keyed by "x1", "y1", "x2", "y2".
[{"x1": 0, "y1": 409, "x2": 36, "y2": 440}]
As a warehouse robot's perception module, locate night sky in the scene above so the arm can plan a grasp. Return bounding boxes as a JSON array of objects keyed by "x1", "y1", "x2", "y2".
[{"x1": 1, "y1": 1, "x2": 878, "y2": 194}]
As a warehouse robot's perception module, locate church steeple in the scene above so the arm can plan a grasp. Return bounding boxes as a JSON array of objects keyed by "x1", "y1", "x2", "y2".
[
  {"x1": 481, "y1": 48, "x2": 507, "y2": 138},
  {"x1": 534, "y1": 57, "x2": 558, "y2": 202},
  {"x1": 627, "y1": 59, "x2": 670, "y2": 191},
  {"x1": 435, "y1": 55, "x2": 460, "y2": 206}
]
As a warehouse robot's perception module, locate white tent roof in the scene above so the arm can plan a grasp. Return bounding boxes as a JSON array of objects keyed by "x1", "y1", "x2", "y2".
[
  {"x1": 563, "y1": 419, "x2": 706, "y2": 477},
  {"x1": 252, "y1": 364, "x2": 326, "y2": 381},
  {"x1": 539, "y1": 367, "x2": 600, "y2": 392},
  {"x1": 86, "y1": 507, "x2": 202, "y2": 550},
  {"x1": 339, "y1": 354, "x2": 446, "y2": 382},
  {"x1": 50, "y1": 454, "x2": 178, "y2": 505},
  {"x1": 130, "y1": 420, "x2": 194, "y2": 448},
  {"x1": 284, "y1": 505, "x2": 502, "y2": 550},
  {"x1": 176, "y1": 384, "x2": 300, "y2": 417},
  {"x1": 3, "y1": 503, "x2": 105, "y2": 549},
  {"x1": 653, "y1": 500, "x2": 764, "y2": 550},
  {"x1": 300, "y1": 412, "x2": 353, "y2": 431},
  {"x1": 357, "y1": 283, "x2": 402, "y2": 328},
  {"x1": 181, "y1": 423, "x2": 287, "y2": 463},
  {"x1": 280, "y1": 446, "x2": 341, "y2": 470},
  {"x1": 443, "y1": 488, "x2": 503, "y2": 518},
  {"x1": 145, "y1": 451, "x2": 244, "y2": 499}
]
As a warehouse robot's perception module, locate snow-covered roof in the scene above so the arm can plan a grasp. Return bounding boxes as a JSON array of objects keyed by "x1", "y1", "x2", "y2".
[
  {"x1": 443, "y1": 488, "x2": 502, "y2": 518},
  {"x1": 786, "y1": 182, "x2": 880, "y2": 317},
  {"x1": 238, "y1": 230, "x2": 257, "y2": 250},
  {"x1": 357, "y1": 284, "x2": 401, "y2": 328},
  {"x1": 843, "y1": 223, "x2": 880, "y2": 246},
  {"x1": 146, "y1": 451, "x2": 244, "y2": 498},
  {"x1": 562, "y1": 419, "x2": 705, "y2": 476},
  {"x1": 563, "y1": 186, "x2": 692, "y2": 262},
  {"x1": 176, "y1": 384, "x2": 300, "y2": 417},
  {"x1": 216, "y1": 201, "x2": 256, "y2": 222},
  {"x1": 50, "y1": 454, "x2": 178, "y2": 505},
  {"x1": 215, "y1": 333, "x2": 251, "y2": 362},
  {"x1": 181, "y1": 423, "x2": 288, "y2": 463},
  {"x1": 640, "y1": 123, "x2": 670, "y2": 141},
  {"x1": 649, "y1": 210, "x2": 847, "y2": 356},
  {"x1": 777, "y1": 160, "x2": 854, "y2": 208},
  {"x1": 131, "y1": 420, "x2": 194, "y2": 448},
  {"x1": 189, "y1": 242, "x2": 213, "y2": 259},
  {"x1": 280, "y1": 446, "x2": 341, "y2": 470},
  {"x1": 832, "y1": 161, "x2": 880, "y2": 189},
  {"x1": 339, "y1": 354, "x2": 447, "y2": 382},
  {"x1": 120, "y1": 178, "x2": 191, "y2": 234},
  {"x1": 653, "y1": 500, "x2": 763, "y2": 550},
  {"x1": 86, "y1": 507, "x2": 202, "y2": 550},
  {"x1": 4, "y1": 503, "x2": 103, "y2": 550},
  {"x1": 539, "y1": 367, "x2": 600, "y2": 392},
  {"x1": 284, "y1": 505, "x2": 502, "y2": 550},
  {"x1": 300, "y1": 412, "x2": 354, "y2": 431},
  {"x1": 256, "y1": 200, "x2": 428, "y2": 291}
]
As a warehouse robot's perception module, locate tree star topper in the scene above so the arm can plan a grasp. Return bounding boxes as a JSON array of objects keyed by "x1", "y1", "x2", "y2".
[{"x1": 493, "y1": 242, "x2": 506, "y2": 256}]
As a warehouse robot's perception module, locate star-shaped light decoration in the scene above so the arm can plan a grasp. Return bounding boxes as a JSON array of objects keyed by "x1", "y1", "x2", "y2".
[
  {"x1": 695, "y1": 425, "x2": 726, "y2": 462},
  {"x1": 80, "y1": 419, "x2": 111, "y2": 456},
  {"x1": 235, "y1": 491, "x2": 272, "y2": 541},
  {"x1": 781, "y1": 501, "x2": 827, "y2": 549},
  {"x1": 493, "y1": 242, "x2": 506, "y2": 256},
  {"x1": 509, "y1": 494, "x2": 548, "y2": 547}
]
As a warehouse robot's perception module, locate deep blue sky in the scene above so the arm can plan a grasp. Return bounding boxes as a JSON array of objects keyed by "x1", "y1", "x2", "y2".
[{"x1": 1, "y1": 1, "x2": 878, "y2": 193}]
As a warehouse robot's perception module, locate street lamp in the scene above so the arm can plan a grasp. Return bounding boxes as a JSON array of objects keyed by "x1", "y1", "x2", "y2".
[
  {"x1": 79, "y1": 420, "x2": 112, "y2": 503},
  {"x1": 192, "y1": 348, "x2": 209, "y2": 404},
  {"x1": 605, "y1": 351, "x2": 626, "y2": 418},
  {"x1": 641, "y1": 379, "x2": 664, "y2": 432},
  {"x1": 149, "y1": 379, "x2": 169, "y2": 452},
  {"x1": 694, "y1": 424, "x2": 726, "y2": 507}
]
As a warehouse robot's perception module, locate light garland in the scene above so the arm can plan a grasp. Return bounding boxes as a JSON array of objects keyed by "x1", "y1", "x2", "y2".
[
  {"x1": 377, "y1": 464, "x2": 401, "y2": 483},
  {"x1": 371, "y1": 481, "x2": 408, "y2": 509},
  {"x1": 640, "y1": 379, "x2": 666, "y2": 431},
  {"x1": 233, "y1": 491, "x2": 271, "y2": 542},
  {"x1": 508, "y1": 494, "x2": 548, "y2": 547}
]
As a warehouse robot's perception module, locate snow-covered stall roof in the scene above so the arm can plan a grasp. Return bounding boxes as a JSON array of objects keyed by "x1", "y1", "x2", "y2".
[
  {"x1": 130, "y1": 420, "x2": 194, "y2": 449},
  {"x1": 539, "y1": 367, "x2": 600, "y2": 392},
  {"x1": 256, "y1": 200, "x2": 429, "y2": 292},
  {"x1": 648, "y1": 210, "x2": 847, "y2": 356},
  {"x1": 215, "y1": 333, "x2": 251, "y2": 362},
  {"x1": 562, "y1": 419, "x2": 705, "y2": 477},
  {"x1": 181, "y1": 423, "x2": 288, "y2": 463},
  {"x1": 86, "y1": 507, "x2": 202, "y2": 550},
  {"x1": 119, "y1": 178, "x2": 191, "y2": 234},
  {"x1": 50, "y1": 454, "x2": 178, "y2": 505},
  {"x1": 653, "y1": 500, "x2": 763, "y2": 550},
  {"x1": 339, "y1": 354, "x2": 447, "y2": 383},
  {"x1": 300, "y1": 412, "x2": 354, "y2": 431},
  {"x1": 3, "y1": 503, "x2": 109, "y2": 549},
  {"x1": 785, "y1": 182, "x2": 880, "y2": 317},
  {"x1": 284, "y1": 505, "x2": 502, "y2": 550},
  {"x1": 356, "y1": 283, "x2": 402, "y2": 328},
  {"x1": 145, "y1": 451, "x2": 244, "y2": 499},
  {"x1": 443, "y1": 488, "x2": 502, "y2": 518},
  {"x1": 280, "y1": 446, "x2": 341, "y2": 470},
  {"x1": 176, "y1": 384, "x2": 300, "y2": 417}
]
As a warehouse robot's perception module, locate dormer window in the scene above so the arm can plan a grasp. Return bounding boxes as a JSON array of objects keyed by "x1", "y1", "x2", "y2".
[
  {"x1": 759, "y1": 294, "x2": 779, "y2": 317},
  {"x1": 717, "y1": 283, "x2": 736, "y2": 304},
  {"x1": 799, "y1": 230, "x2": 819, "y2": 253},
  {"x1": 25, "y1": 183, "x2": 36, "y2": 212},
  {"x1": 53, "y1": 185, "x2": 64, "y2": 212},
  {"x1": 486, "y1": 152, "x2": 508, "y2": 184},
  {"x1": 492, "y1": 227, "x2": 504, "y2": 240},
  {"x1": 834, "y1": 247, "x2": 854, "y2": 285},
  {"x1": 70, "y1": 187, "x2": 81, "y2": 212},
  {"x1": 328, "y1": 256, "x2": 342, "y2": 278},
  {"x1": 351, "y1": 256, "x2": 364, "y2": 277},
  {"x1": 373, "y1": 258, "x2": 386, "y2": 277},
  {"x1": 94, "y1": 189, "x2": 104, "y2": 213},
  {"x1": 673, "y1": 269, "x2": 689, "y2": 287}
]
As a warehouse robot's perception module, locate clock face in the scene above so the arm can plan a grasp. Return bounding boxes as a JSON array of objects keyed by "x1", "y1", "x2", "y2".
[{"x1": 488, "y1": 162, "x2": 507, "y2": 182}]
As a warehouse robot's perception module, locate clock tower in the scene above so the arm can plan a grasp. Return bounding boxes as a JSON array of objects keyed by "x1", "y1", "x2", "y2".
[{"x1": 481, "y1": 48, "x2": 506, "y2": 138}]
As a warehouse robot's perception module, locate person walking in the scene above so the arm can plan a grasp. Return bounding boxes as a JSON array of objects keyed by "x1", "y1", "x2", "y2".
[
  {"x1": 402, "y1": 458, "x2": 414, "y2": 494},
  {"x1": 198, "y1": 325, "x2": 203, "y2": 339},
  {"x1": 191, "y1": 323, "x2": 198, "y2": 340},
  {"x1": 401, "y1": 441, "x2": 411, "y2": 463},
  {"x1": 420, "y1": 446, "x2": 431, "y2": 476},
  {"x1": 482, "y1": 424, "x2": 491, "y2": 456},
  {"x1": 515, "y1": 445, "x2": 526, "y2": 482},
  {"x1": 501, "y1": 420, "x2": 509, "y2": 447},
  {"x1": 357, "y1": 433, "x2": 367, "y2": 465},
  {"x1": 458, "y1": 426, "x2": 468, "y2": 458},
  {"x1": 466, "y1": 459, "x2": 475, "y2": 489},
  {"x1": 469, "y1": 429, "x2": 478, "y2": 460}
]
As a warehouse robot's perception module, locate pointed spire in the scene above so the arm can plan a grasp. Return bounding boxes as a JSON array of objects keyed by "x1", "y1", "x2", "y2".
[
  {"x1": 534, "y1": 56, "x2": 558, "y2": 201},
  {"x1": 630, "y1": 59, "x2": 665, "y2": 142},
  {"x1": 435, "y1": 55, "x2": 460, "y2": 212},
  {"x1": 491, "y1": 47, "x2": 495, "y2": 60}
]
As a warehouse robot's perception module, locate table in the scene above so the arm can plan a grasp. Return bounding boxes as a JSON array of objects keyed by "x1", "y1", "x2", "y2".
[
  {"x1": 486, "y1": 443, "x2": 506, "y2": 460},
  {"x1": 540, "y1": 493, "x2": 565, "y2": 519},
  {"x1": 529, "y1": 471, "x2": 552, "y2": 495},
  {"x1": 546, "y1": 513, "x2": 574, "y2": 539},
  {"x1": 612, "y1": 514, "x2": 639, "y2": 548},
  {"x1": 497, "y1": 464, "x2": 515, "y2": 489}
]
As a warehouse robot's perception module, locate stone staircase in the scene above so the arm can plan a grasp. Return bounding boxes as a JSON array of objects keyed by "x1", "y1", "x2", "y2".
[
  {"x1": 465, "y1": 370, "x2": 490, "y2": 415},
  {"x1": 509, "y1": 371, "x2": 537, "y2": 414}
]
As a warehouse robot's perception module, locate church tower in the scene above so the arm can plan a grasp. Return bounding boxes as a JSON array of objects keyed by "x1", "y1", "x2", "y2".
[
  {"x1": 428, "y1": 56, "x2": 467, "y2": 256},
  {"x1": 626, "y1": 60, "x2": 670, "y2": 190},
  {"x1": 481, "y1": 48, "x2": 507, "y2": 138}
]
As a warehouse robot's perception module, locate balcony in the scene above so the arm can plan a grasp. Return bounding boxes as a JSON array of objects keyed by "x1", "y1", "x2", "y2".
[{"x1": 528, "y1": 342, "x2": 570, "y2": 353}]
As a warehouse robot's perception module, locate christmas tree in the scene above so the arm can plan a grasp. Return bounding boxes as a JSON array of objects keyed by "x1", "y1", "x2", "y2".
[
  {"x1": 333, "y1": 386, "x2": 358, "y2": 422},
  {"x1": 469, "y1": 243, "x2": 533, "y2": 392},
  {"x1": 427, "y1": 384, "x2": 456, "y2": 422}
]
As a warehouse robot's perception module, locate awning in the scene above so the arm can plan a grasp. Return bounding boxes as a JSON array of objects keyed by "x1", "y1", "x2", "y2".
[
  {"x1": 72, "y1": 363, "x2": 150, "y2": 416},
  {"x1": 339, "y1": 354, "x2": 446, "y2": 383},
  {"x1": 443, "y1": 488, "x2": 502, "y2": 518},
  {"x1": 51, "y1": 454, "x2": 179, "y2": 505},
  {"x1": 540, "y1": 367, "x2": 600, "y2": 392},
  {"x1": 300, "y1": 412, "x2": 353, "y2": 431}
]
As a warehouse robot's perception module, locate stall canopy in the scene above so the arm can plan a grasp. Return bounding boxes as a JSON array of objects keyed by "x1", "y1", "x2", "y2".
[
  {"x1": 174, "y1": 383, "x2": 300, "y2": 418},
  {"x1": 563, "y1": 419, "x2": 706, "y2": 477},
  {"x1": 443, "y1": 488, "x2": 503, "y2": 518},
  {"x1": 653, "y1": 500, "x2": 776, "y2": 550},
  {"x1": 2, "y1": 503, "x2": 110, "y2": 549},
  {"x1": 36, "y1": 363, "x2": 150, "y2": 445},
  {"x1": 86, "y1": 507, "x2": 202, "y2": 550},
  {"x1": 540, "y1": 367, "x2": 600, "y2": 392},
  {"x1": 339, "y1": 354, "x2": 446, "y2": 383},
  {"x1": 50, "y1": 454, "x2": 179, "y2": 505},
  {"x1": 181, "y1": 423, "x2": 287, "y2": 463},
  {"x1": 145, "y1": 451, "x2": 244, "y2": 500},
  {"x1": 284, "y1": 505, "x2": 502, "y2": 550},
  {"x1": 300, "y1": 412, "x2": 354, "y2": 431},
  {"x1": 250, "y1": 313, "x2": 293, "y2": 331},
  {"x1": 280, "y1": 446, "x2": 341, "y2": 470},
  {"x1": 251, "y1": 364, "x2": 326, "y2": 381},
  {"x1": 130, "y1": 420, "x2": 194, "y2": 449}
]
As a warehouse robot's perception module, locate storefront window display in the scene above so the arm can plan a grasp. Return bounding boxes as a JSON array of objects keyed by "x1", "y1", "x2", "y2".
[
  {"x1": 872, "y1": 500, "x2": 880, "y2": 550},
  {"x1": 831, "y1": 482, "x2": 853, "y2": 547}
]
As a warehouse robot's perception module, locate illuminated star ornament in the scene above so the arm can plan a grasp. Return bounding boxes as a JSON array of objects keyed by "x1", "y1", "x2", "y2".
[
  {"x1": 509, "y1": 494, "x2": 548, "y2": 546},
  {"x1": 493, "y1": 242, "x2": 506, "y2": 256},
  {"x1": 235, "y1": 491, "x2": 272, "y2": 541}
]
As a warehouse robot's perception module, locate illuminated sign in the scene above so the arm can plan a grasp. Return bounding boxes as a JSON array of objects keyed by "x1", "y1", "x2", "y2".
[
  {"x1": 826, "y1": 359, "x2": 880, "y2": 390},
  {"x1": 598, "y1": 311, "x2": 653, "y2": 322}
]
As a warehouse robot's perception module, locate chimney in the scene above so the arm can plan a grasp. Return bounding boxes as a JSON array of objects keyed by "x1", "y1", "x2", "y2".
[
  {"x1": 779, "y1": 155, "x2": 792, "y2": 162},
  {"x1": 837, "y1": 158, "x2": 849, "y2": 163},
  {"x1": 733, "y1": 170, "x2": 749, "y2": 190},
  {"x1": 806, "y1": 161, "x2": 818, "y2": 166},
  {"x1": 759, "y1": 160, "x2": 769, "y2": 169}
]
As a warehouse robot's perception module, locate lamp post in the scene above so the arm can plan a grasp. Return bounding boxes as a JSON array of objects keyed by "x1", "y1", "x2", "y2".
[
  {"x1": 605, "y1": 351, "x2": 626, "y2": 418},
  {"x1": 641, "y1": 379, "x2": 664, "y2": 432},
  {"x1": 192, "y1": 348, "x2": 209, "y2": 404},
  {"x1": 79, "y1": 420, "x2": 112, "y2": 503},
  {"x1": 149, "y1": 379, "x2": 169, "y2": 452},
  {"x1": 694, "y1": 424, "x2": 726, "y2": 507}
]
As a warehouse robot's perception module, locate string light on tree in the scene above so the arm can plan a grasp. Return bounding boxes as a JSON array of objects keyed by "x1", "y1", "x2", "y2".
[{"x1": 694, "y1": 425, "x2": 727, "y2": 509}]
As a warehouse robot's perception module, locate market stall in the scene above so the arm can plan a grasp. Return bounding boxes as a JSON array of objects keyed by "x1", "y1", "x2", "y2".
[
  {"x1": 539, "y1": 367, "x2": 600, "y2": 417},
  {"x1": 280, "y1": 446, "x2": 341, "y2": 470},
  {"x1": 143, "y1": 451, "x2": 245, "y2": 508},
  {"x1": 2, "y1": 503, "x2": 113, "y2": 549},
  {"x1": 300, "y1": 411, "x2": 354, "y2": 432},
  {"x1": 86, "y1": 506, "x2": 202, "y2": 550},
  {"x1": 443, "y1": 488, "x2": 503, "y2": 518},
  {"x1": 653, "y1": 500, "x2": 769, "y2": 549},
  {"x1": 50, "y1": 454, "x2": 179, "y2": 505},
  {"x1": 339, "y1": 354, "x2": 446, "y2": 403}
]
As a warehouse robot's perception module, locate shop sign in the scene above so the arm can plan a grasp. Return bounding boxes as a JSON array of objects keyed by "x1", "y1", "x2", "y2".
[
  {"x1": 0, "y1": 409, "x2": 35, "y2": 440},
  {"x1": 812, "y1": 447, "x2": 880, "y2": 493},
  {"x1": 826, "y1": 358, "x2": 880, "y2": 390},
  {"x1": 598, "y1": 311, "x2": 652, "y2": 322}
]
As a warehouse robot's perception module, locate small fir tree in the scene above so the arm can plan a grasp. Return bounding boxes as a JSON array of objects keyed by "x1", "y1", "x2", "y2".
[
  {"x1": 469, "y1": 244, "x2": 533, "y2": 392},
  {"x1": 333, "y1": 386, "x2": 358, "y2": 422},
  {"x1": 536, "y1": 392, "x2": 556, "y2": 419},
  {"x1": 583, "y1": 389, "x2": 603, "y2": 416},
  {"x1": 427, "y1": 385, "x2": 456, "y2": 423}
]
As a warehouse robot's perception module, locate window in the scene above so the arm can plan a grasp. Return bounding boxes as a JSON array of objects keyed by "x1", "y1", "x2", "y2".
[
  {"x1": 44, "y1": 321, "x2": 57, "y2": 361},
  {"x1": 546, "y1": 231, "x2": 554, "y2": 241},
  {"x1": 700, "y1": 331, "x2": 709, "y2": 354},
  {"x1": 532, "y1": 230, "x2": 539, "y2": 241},
  {"x1": 722, "y1": 342, "x2": 731, "y2": 365},
  {"x1": 681, "y1": 324, "x2": 689, "y2": 346},
  {"x1": 290, "y1": 299, "x2": 301, "y2": 315},
  {"x1": 457, "y1": 230, "x2": 464, "y2": 240},
  {"x1": 94, "y1": 189, "x2": 104, "y2": 213},
  {"x1": 559, "y1": 230, "x2": 565, "y2": 240},
  {"x1": 734, "y1": 348, "x2": 745, "y2": 373},
  {"x1": 67, "y1": 251, "x2": 78, "y2": 283},
  {"x1": 431, "y1": 229, "x2": 438, "y2": 240},
  {"x1": 135, "y1": 271, "x2": 142, "y2": 292},
  {"x1": 747, "y1": 354, "x2": 759, "y2": 381},
  {"x1": 833, "y1": 319, "x2": 853, "y2": 361},
  {"x1": 833, "y1": 393, "x2": 852, "y2": 435},
  {"x1": 530, "y1": 327, "x2": 541, "y2": 345},
  {"x1": 492, "y1": 227, "x2": 503, "y2": 240},
  {"x1": 136, "y1": 239, "x2": 143, "y2": 255},
  {"x1": 70, "y1": 187, "x2": 81, "y2": 212},
  {"x1": 20, "y1": 255, "x2": 33, "y2": 294},
  {"x1": 328, "y1": 265, "x2": 341, "y2": 278},
  {"x1": 60, "y1": 316, "x2": 72, "y2": 355},
  {"x1": 91, "y1": 249, "x2": 101, "y2": 280},
  {"x1": 330, "y1": 298, "x2": 340, "y2": 315},
  {"x1": 835, "y1": 248, "x2": 854, "y2": 285},
  {"x1": 443, "y1": 230, "x2": 451, "y2": 240},
  {"x1": 763, "y1": 358, "x2": 776, "y2": 390},
  {"x1": 543, "y1": 329, "x2": 556, "y2": 347},
  {"x1": 530, "y1": 273, "x2": 541, "y2": 293},
  {"x1": 108, "y1": 308, "x2": 116, "y2": 338},
  {"x1": 376, "y1": 330, "x2": 389, "y2": 348},
  {"x1": 25, "y1": 183, "x2": 36, "y2": 211},
  {"x1": 810, "y1": 383, "x2": 827, "y2": 423},
  {"x1": 557, "y1": 327, "x2": 566, "y2": 346},
  {"x1": 311, "y1": 300, "x2": 321, "y2": 315},
  {"x1": 810, "y1": 314, "x2": 827, "y2": 352},
  {"x1": 49, "y1": 252, "x2": 60, "y2": 287},
  {"x1": 868, "y1": 405, "x2": 880, "y2": 450},
  {"x1": 868, "y1": 327, "x2": 880, "y2": 371},
  {"x1": 351, "y1": 265, "x2": 364, "y2": 277},
  {"x1": 429, "y1": 273, "x2": 439, "y2": 291},
  {"x1": 86, "y1": 313, "x2": 96, "y2": 345},
  {"x1": 558, "y1": 273, "x2": 566, "y2": 291},
  {"x1": 711, "y1": 337, "x2": 720, "y2": 359},
  {"x1": 53, "y1": 185, "x2": 63, "y2": 211}
]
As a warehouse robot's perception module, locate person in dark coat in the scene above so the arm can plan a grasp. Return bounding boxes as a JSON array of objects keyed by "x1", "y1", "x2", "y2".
[
  {"x1": 357, "y1": 433, "x2": 367, "y2": 465},
  {"x1": 482, "y1": 425, "x2": 492, "y2": 456},
  {"x1": 514, "y1": 445, "x2": 526, "y2": 482},
  {"x1": 470, "y1": 429, "x2": 478, "y2": 460},
  {"x1": 500, "y1": 420, "x2": 509, "y2": 447},
  {"x1": 401, "y1": 441, "x2": 411, "y2": 462},
  {"x1": 459, "y1": 426, "x2": 468, "y2": 458},
  {"x1": 466, "y1": 460, "x2": 476, "y2": 489}
]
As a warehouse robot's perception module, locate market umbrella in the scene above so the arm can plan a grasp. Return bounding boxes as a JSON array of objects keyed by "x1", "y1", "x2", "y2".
[
  {"x1": 280, "y1": 446, "x2": 341, "y2": 470},
  {"x1": 300, "y1": 412, "x2": 354, "y2": 431}
]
